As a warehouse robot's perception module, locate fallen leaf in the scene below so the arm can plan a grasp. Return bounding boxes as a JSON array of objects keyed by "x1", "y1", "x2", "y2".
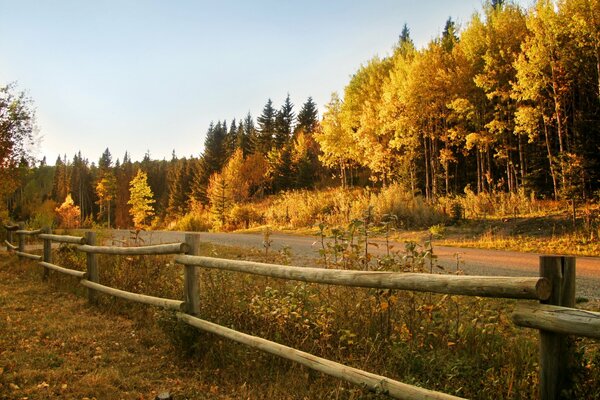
[
  {"x1": 9, "y1": 383, "x2": 20, "y2": 390},
  {"x1": 36, "y1": 382, "x2": 49, "y2": 389},
  {"x1": 61, "y1": 383, "x2": 68, "y2": 390}
]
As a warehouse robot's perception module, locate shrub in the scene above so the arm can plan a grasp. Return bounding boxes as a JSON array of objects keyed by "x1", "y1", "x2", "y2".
[
  {"x1": 171, "y1": 212, "x2": 211, "y2": 232},
  {"x1": 229, "y1": 203, "x2": 262, "y2": 229}
]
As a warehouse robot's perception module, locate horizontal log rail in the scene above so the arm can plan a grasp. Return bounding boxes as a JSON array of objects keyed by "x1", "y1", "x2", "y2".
[
  {"x1": 78, "y1": 242, "x2": 188, "y2": 256},
  {"x1": 15, "y1": 229, "x2": 43, "y2": 235},
  {"x1": 177, "y1": 312, "x2": 464, "y2": 400},
  {"x1": 4, "y1": 240, "x2": 17, "y2": 250},
  {"x1": 512, "y1": 303, "x2": 600, "y2": 339},
  {"x1": 15, "y1": 251, "x2": 42, "y2": 261},
  {"x1": 175, "y1": 255, "x2": 551, "y2": 300},
  {"x1": 80, "y1": 279, "x2": 184, "y2": 311},
  {"x1": 38, "y1": 234, "x2": 86, "y2": 245},
  {"x1": 39, "y1": 261, "x2": 87, "y2": 279},
  {"x1": 3, "y1": 224, "x2": 19, "y2": 231}
]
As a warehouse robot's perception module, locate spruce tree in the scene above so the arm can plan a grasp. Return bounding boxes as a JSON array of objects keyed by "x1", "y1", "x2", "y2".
[
  {"x1": 296, "y1": 97, "x2": 319, "y2": 135},
  {"x1": 274, "y1": 94, "x2": 295, "y2": 147},
  {"x1": 256, "y1": 99, "x2": 276, "y2": 154},
  {"x1": 202, "y1": 121, "x2": 228, "y2": 174}
]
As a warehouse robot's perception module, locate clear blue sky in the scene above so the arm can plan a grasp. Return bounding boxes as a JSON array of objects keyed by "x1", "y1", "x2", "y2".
[{"x1": 0, "y1": 0, "x2": 530, "y2": 165}]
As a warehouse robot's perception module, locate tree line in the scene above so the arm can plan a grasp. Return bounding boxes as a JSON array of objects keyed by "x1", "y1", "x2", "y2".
[{"x1": 2, "y1": 0, "x2": 599, "y2": 228}]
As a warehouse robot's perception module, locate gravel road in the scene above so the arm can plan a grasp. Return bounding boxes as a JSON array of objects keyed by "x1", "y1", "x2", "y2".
[{"x1": 108, "y1": 229, "x2": 600, "y2": 299}]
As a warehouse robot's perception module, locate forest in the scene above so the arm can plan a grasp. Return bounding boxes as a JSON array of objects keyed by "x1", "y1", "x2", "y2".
[{"x1": 2, "y1": 0, "x2": 599, "y2": 231}]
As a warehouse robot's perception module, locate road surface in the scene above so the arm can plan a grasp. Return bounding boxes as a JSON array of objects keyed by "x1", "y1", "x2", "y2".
[{"x1": 109, "y1": 229, "x2": 600, "y2": 299}]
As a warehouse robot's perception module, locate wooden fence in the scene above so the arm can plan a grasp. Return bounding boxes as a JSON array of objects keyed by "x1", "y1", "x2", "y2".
[{"x1": 2, "y1": 224, "x2": 599, "y2": 400}]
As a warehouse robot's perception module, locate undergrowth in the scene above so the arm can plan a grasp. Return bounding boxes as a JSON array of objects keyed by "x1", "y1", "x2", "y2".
[{"x1": 22, "y1": 223, "x2": 597, "y2": 399}]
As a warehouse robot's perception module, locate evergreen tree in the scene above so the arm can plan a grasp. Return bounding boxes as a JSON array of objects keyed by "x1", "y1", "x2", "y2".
[
  {"x1": 296, "y1": 97, "x2": 319, "y2": 135},
  {"x1": 167, "y1": 157, "x2": 193, "y2": 218},
  {"x1": 274, "y1": 94, "x2": 295, "y2": 147},
  {"x1": 51, "y1": 155, "x2": 69, "y2": 204},
  {"x1": 243, "y1": 112, "x2": 257, "y2": 155},
  {"x1": 115, "y1": 151, "x2": 134, "y2": 228},
  {"x1": 202, "y1": 121, "x2": 228, "y2": 174},
  {"x1": 226, "y1": 119, "x2": 238, "y2": 158},
  {"x1": 256, "y1": 99, "x2": 276, "y2": 154}
]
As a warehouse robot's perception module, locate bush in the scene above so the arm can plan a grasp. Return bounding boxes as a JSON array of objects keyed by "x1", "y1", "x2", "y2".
[
  {"x1": 171, "y1": 212, "x2": 211, "y2": 232},
  {"x1": 229, "y1": 203, "x2": 263, "y2": 229}
]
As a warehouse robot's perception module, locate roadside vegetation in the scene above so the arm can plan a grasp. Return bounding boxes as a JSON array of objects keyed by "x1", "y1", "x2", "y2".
[{"x1": 2, "y1": 227, "x2": 599, "y2": 399}]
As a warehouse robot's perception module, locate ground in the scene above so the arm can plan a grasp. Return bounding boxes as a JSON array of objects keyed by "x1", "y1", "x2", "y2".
[{"x1": 0, "y1": 254, "x2": 223, "y2": 400}]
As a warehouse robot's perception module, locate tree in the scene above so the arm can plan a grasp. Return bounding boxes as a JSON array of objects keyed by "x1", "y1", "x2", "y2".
[
  {"x1": 1, "y1": 83, "x2": 36, "y2": 218},
  {"x1": 206, "y1": 172, "x2": 231, "y2": 228},
  {"x1": 55, "y1": 193, "x2": 81, "y2": 228},
  {"x1": 274, "y1": 94, "x2": 295, "y2": 147},
  {"x1": 128, "y1": 169, "x2": 155, "y2": 229},
  {"x1": 256, "y1": 99, "x2": 276, "y2": 154},
  {"x1": 315, "y1": 92, "x2": 359, "y2": 187},
  {"x1": 295, "y1": 97, "x2": 319, "y2": 135},
  {"x1": 96, "y1": 172, "x2": 117, "y2": 227}
]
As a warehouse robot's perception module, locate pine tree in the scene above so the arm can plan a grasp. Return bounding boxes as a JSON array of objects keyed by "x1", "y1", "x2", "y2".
[
  {"x1": 296, "y1": 97, "x2": 319, "y2": 135},
  {"x1": 51, "y1": 155, "x2": 69, "y2": 204},
  {"x1": 274, "y1": 94, "x2": 294, "y2": 147},
  {"x1": 128, "y1": 169, "x2": 155, "y2": 229},
  {"x1": 226, "y1": 119, "x2": 238, "y2": 158},
  {"x1": 243, "y1": 112, "x2": 257, "y2": 155},
  {"x1": 202, "y1": 121, "x2": 228, "y2": 174},
  {"x1": 115, "y1": 151, "x2": 134, "y2": 228},
  {"x1": 256, "y1": 99, "x2": 276, "y2": 154}
]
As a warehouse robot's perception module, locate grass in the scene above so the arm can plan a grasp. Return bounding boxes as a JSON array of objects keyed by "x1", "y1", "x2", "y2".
[
  {"x1": 1, "y1": 230, "x2": 599, "y2": 399},
  {"x1": 437, "y1": 214, "x2": 600, "y2": 257}
]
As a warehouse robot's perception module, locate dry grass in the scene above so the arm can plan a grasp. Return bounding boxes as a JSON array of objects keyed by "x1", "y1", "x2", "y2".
[
  {"x1": 1, "y1": 238, "x2": 599, "y2": 400},
  {"x1": 0, "y1": 254, "x2": 222, "y2": 400}
]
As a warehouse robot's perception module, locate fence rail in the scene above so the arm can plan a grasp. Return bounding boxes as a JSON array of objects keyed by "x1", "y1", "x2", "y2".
[
  {"x1": 2, "y1": 224, "x2": 596, "y2": 400},
  {"x1": 175, "y1": 255, "x2": 551, "y2": 300},
  {"x1": 512, "y1": 303, "x2": 600, "y2": 339},
  {"x1": 78, "y1": 242, "x2": 188, "y2": 255}
]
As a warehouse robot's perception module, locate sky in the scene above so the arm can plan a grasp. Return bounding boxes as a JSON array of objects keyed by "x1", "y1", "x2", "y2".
[{"x1": 0, "y1": 0, "x2": 531, "y2": 166}]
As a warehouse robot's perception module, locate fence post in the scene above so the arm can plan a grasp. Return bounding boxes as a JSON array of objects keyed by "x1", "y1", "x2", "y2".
[
  {"x1": 17, "y1": 223, "x2": 24, "y2": 262},
  {"x1": 184, "y1": 233, "x2": 201, "y2": 315},
  {"x1": 539, "y1": 255, "x2": 576, "y2": 400},
  {"x1": 6, "y1": 227, "x2": 13, "y2": 251},
  {"x1": 85, "y1": 231, "x2": 99, "y2": 304},
  {"x1": 42, "y1": 227, "x2": 52, "y2": 281}
]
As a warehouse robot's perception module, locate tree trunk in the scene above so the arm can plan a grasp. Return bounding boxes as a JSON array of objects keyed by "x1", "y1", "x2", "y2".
[
  {"x1": 423, "y1": 135, "x2": 430, "y2": 201},
  {"x1": 543, "y1": 119, "x2": 559, "y2": 200}
]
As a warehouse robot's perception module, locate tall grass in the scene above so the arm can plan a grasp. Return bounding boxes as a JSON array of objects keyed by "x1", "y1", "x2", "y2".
[{"x1": 44, "y1": 234, "x2": 600, "y2": 399}]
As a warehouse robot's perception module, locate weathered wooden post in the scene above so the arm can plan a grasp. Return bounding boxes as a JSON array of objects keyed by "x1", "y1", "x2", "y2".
[
  {"x1": 42, "y1": 227, "x2": 52, "y2": 281},
  {"x1": 17, "y1": 223, "x2": 25, "y2": 263},
  {"x1": 6, "y1": 226, "x2": 13, "y2": 251},
  {"x1": 539, "y1": 255, "x2": 576, "y2": 400},
  {"x1": 85, "y1": 231, "x2": 99, "y2": 304},
  {"x1": 184, "y1": 233, "x2": 201, "y2": 315}
]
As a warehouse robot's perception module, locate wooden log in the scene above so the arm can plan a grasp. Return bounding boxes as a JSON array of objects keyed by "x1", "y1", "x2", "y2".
[
  {"x1": 38, "y1": 233, "x2": 86, "y2": 245},
  {"x1": 6, "y1": 228, "x2": 14, "y2": 251},
  {"x1": 17, "y1": 223, "x2": 24, "y2": 262},
  {"x1": 39, "y1": 261, "x2": 87, "y2": 279},
  {"x1": 77, "y1": 242, "x2": 188, "y2": 256},
  {"x1": 539, "y1": 256, "x2": 576, "y2": 400},
  {"x1": 174, "y1": 255, "x2": 551, "y2": 300},
  {"x1": 14, "y1": 251, "x2": 42, "y2": 261},
  {"x1": 512, "y1": 303, "x2": 600, "y2": 339},
  {"x1": 80, "y1": 280, "x2": 184, "y2": 310},
  {"x1": 183, "y1": 234, "x2": 201, "y2": 315},
  {"x1": 15, "y1": 229, "x2": 43, "y2": 235},
  {"x1": 42, "y1": 227, "x2": 52, "y2": 281},
  {"x1": 3, "y1": 224, "x2": 19, "y2": 231},
  {"x1": 177, "y1": 312, "x2": 464, "y2": 400},
  {"x1": 86, "y1": 232, "x2": 99, "y2": 304}
]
